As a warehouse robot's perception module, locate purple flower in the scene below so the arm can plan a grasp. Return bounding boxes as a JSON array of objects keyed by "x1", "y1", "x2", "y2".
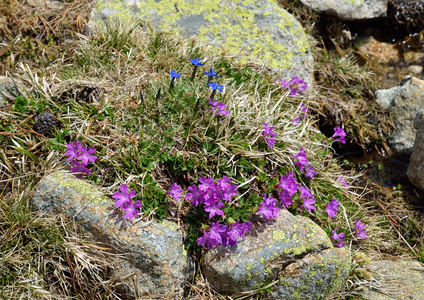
[
  {"x1": 291, "y1": 117, "x2": 301, "y2": 126},
  {"x1": 196, "y1": 230, "x2": 211, "y2": 249},
  {"x1": 208, "y1": 82, "x2": 224, "y2": 92},
  {"x1": 277, "y1": 76, "x2": 308, "y2": 97},
  {"x1": 331, "y1": 227, "x2": 346, "y2": 248},
  {"x1": 338, "y1": 176, "x2": 349, "y2": 192},
  {"x1": 64, "y1": 141, "x2": 82, "y2": 161},
  {"x1": 113, "y1": 184, "x2": 136, "y2": 208},
  {"x1": 204, "y1": 201, "x2": 225, "y2": 219},
  {"x1": 325, "y1": 199, "x2": 339, "y2": 219},
  {"x1": 199, "y1": 177, "x2": 215, "y2": 192},
  {"x1": 222, "y1": 221, "x2": 252, "y2": 246},
  {"x1": 70, "y1": 161, "x2": 91, "y2": 177},
  {"x1": 304, "y1": 166, "x2": 318, "y2": 180},
  {"x1": 167, "y1": 70, "x2": 181, "y2": 78},
  {"x1": 265, "y1": 137, "x2": 276, "y2": 149},
  {"x1": 216, "y1": 102, "x2": 229, "y2": 116},
  {"x1": 209, "y1": 99, "x2": 229, "y2": 116},
  {"x1": 299, "y1": 186, "x2": 316, "y2": 212},
  {"x1": 333, "y1": 239, "x2": 346, "y2": 248},
  {"x1": 189, "y1": 58, "x2": 205, "y2": 67},
  {"x1": 167, "y1": 183, "x2": 183, "y2": 201},
  {"x1": 77, "y1": 145, "x2": 97, "y2": 165},
  {"x1": 354, "y1": 220, "x2": 365, "y2": 231},
  {"x1": 258, "y1": 193, "x2": 279, "y2": 219},
  {"x1": 204, "y1": 67, "x2": 221, "y2": 79},
  {"x1": 278, "y1": 190, "x2": 293, "y2": 208},
  {"x1": 355, "y1": 229, "x2": 367, "y2": 239},
  {"x1": 275, "y1": 172, "x2": 298, "y2": 196},
  {"x1": 262, "y1": 123, "x2": 274, "y2": 137},
  {"x1": 122, "y1": 200, "x2": 142, "y2": 221},
  {"x1": 353, "y1": 220, "x2": 366, "y2": 239},
  {"x1": 291, "y1": 147, "x2": 310, "y2": 171},
  {"x1": 332, "y1": 126, "x2": 346, "y2": 144},
  {"x1": 262, "y1": 123, "x2": 277, "y2": 149},
  {"x1": 208, "y1": 221, "x2": 227, "y2": 246},
  {"x1": 300, "y1": 104, "x2": 311, "y2": 118},
  {"x1": 186, "y1": 184, "x2": 203, "y2": 206},
  {"x1": 331, "y1": 227, "x2": 345, "y2": 242}
]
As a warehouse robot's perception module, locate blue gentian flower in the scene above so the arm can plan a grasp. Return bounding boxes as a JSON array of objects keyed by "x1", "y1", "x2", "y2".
[
  {"x1": 205, "y1": 67, "x2": 220, "y2": 78},
  {"x1": 167, "y1": 70, "x2": 181, "y2": 78},
  {"x1": 189, "y1": 58, "x2": 205, "y2": 67},
  {"x1": 208, "y1": 82, "x2": 224, "y2": 92}
]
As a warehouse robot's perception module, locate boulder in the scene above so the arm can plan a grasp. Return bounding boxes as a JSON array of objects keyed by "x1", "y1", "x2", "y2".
[
  {"x1": 31, "y1": 172, "x2": 193, "y2": 298},
  {"x1": 407, "y1": 110, "x2": 424, "y2": 191},
  {"x1": 300, "y1": 0, "x2": 388, "y2": 20},
  {"x1": 359, "y1": 259, "x2": 424, "y2": 300},
  {"x1": 202, "y1": 209, "x2": 351, "y2": 299},
  {"x1": 90, "y1": 0, "x2": 314, "y2": 86},
  {"x1": 375, "y1": 76, "x2": 424, "y2": 156}
]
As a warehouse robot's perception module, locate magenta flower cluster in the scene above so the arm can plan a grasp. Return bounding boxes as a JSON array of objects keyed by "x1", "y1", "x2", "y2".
[
  {"x1": 329, "y1": 216, "x2": 366, "y2": 248},
  {"x1": 64, "y1": 141, "x2": 97, "y2": 178},
  {"x1": 274, "y1": 168, "x2": 365, "y2": 248},
  {"x1": 209, "y1": 99, "x2": 229, "y2": 117},
  {"x1": 113, "y1": 184, "x2": 142, "y2": 221},
  {"x1": 291, "y1": 104, "x2": 311, "y2": 126},
  {"x1": 258, "y1": 193, "x2": 279, "y2": 219},
  {"x1": 276, "y1": 76, "x2": 308, "y2": 97},
  {"x1": 291, "y1": 147, "x2": 318, "y2": 180},
  {"x1": 197, "y1": 221, "x2": 252, "y2": 249},
  {"x1": 262, "y1": 123, "x2": 276, "y2": 149},
  {"x1": 332, "y1": 126, "x2": 347, "y2": 144},
  {"x1": 167, "y1": 177, "x2": 255, "y2": 248}
]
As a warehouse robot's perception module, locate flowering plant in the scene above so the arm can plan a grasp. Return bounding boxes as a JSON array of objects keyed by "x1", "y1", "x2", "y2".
[{"x1": 64, "y1": 141, "x2": 97, "y2": 178}]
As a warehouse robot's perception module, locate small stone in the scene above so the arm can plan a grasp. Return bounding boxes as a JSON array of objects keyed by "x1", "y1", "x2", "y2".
[
  {"x1": 407, "y1": 65, "x2": 423, "y2": 74},
  {"x1": 300, "y1": 0, "x2": 388, "y2": 20},
  {"x1": 375, "y1": 76, "x2": 424, "y2": 155},
  {"x1": 358, "y1": 37, "x2": 398, "y2": 62}
]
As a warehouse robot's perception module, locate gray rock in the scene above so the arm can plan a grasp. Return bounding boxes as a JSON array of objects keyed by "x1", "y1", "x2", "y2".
[
  {"x1": 359, "y1": 259, "x2": 424, "y2": 300},
  {"x1": 202, "y1": 209, "x2": 351, "y2": 299},
  {"x1": 407, "y1": 110, "x2": 424, "y2": 191},
  {"x1": 31, "y1": 172, "x2": 193, "y2": 298},
  {"x1": 375, "y1": 76, "x2": 424, "y2": 155},
  {"x1": 91, "y1": 0, "x2": 314, "y2": 86},
  {"x1": 300, "y1": 0, "x2": 388, "y2": 20},
  {"x1": 0, "y1": 76, "x2": 24, "y2": 108}
]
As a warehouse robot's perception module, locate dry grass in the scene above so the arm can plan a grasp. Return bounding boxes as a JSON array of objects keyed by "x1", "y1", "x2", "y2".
[{"x1": 1, "y1": 1, "x2": 424, "y2": 300}]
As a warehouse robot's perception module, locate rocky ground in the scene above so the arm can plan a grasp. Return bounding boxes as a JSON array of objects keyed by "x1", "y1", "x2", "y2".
[{"x1": 1, "y1": 0, "x2": 424, "y2": 299}]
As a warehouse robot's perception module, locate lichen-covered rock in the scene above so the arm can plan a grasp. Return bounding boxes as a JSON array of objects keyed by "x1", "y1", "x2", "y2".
[
  {"x1": 300, "y1": 0, "x2": 388, "y2": 20},
  {"x1": 271, "y1": 247, "x2": 351, "y2": 299},
  {"x1": 91, "y1": 0, "x2": 314, "y2": 86},
  {"x1": 407, "y1": 110, "x2": 424, "y2": 191},
  {"x1": 359, "y1": 259, "x2": 424, "y2": 300},
  {"x1": 0, "y1": 76, "x2": 24, "y2": 108},
  {"x1": 202, "y1": 209, "x2": 350, "y2": 298},
  {"x1": 375, "y1": 76, "x2": 424, "y2": 156},
  {"x1": 31, "y1": 172, "x2": 193, "y2": 298}
]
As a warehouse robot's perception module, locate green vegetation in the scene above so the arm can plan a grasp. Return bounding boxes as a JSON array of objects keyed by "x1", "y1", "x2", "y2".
[{"x1": 1, "y1": 0, "x2": 423, "y2": 299}]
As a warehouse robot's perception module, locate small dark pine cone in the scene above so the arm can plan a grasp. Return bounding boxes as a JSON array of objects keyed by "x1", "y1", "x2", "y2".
[
  {"x1": 76, "y1": 85, "x2": 101, "y2": 103},
  {"x1": 34, "y1": 109, "x2": 62, "y2": 137}
]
